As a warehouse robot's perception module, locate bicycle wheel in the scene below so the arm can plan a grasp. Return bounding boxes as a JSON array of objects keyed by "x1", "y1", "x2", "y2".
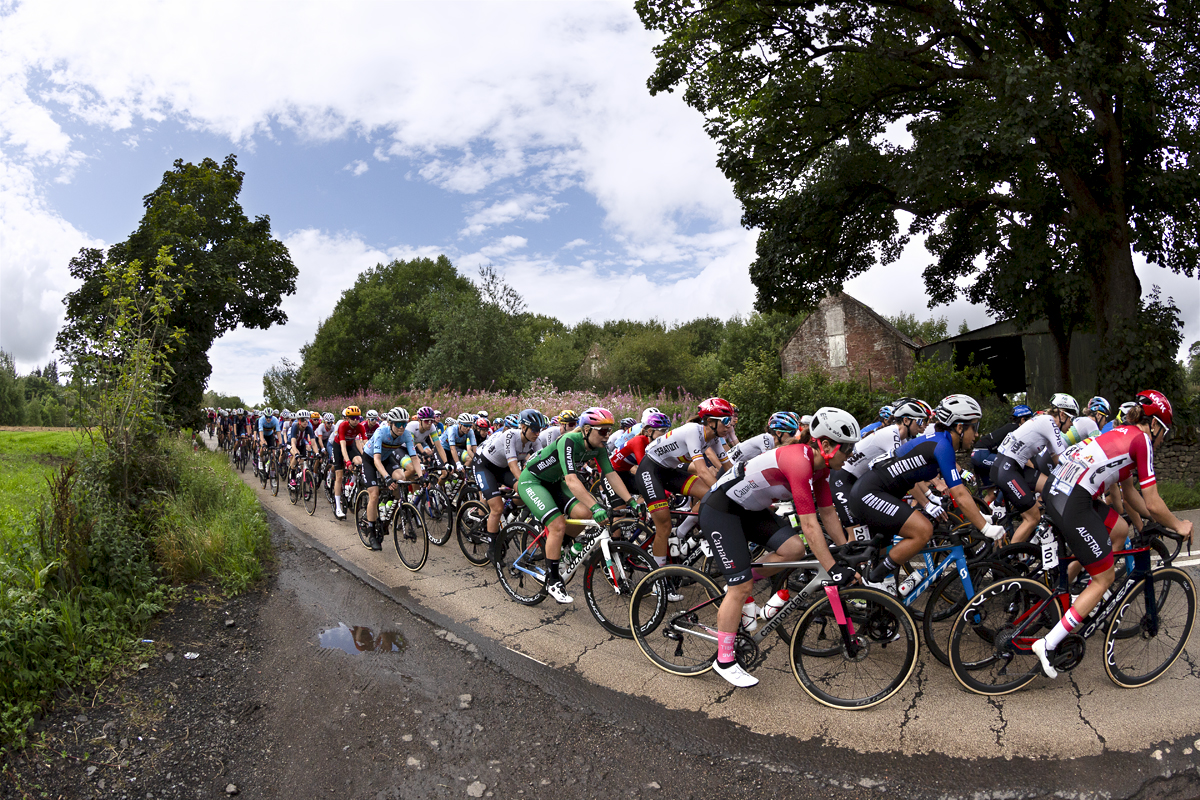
[
  {"x1": 423, "y1": 487, "x2": 453, "y2": 546},
  {"x1": 302, "y1": 473, "x2": 318, "y2": 516},
  {"x1": 921, "y1": 559, "x2": 1015, "y2": 667},
  {"x1": 455, "y1": 500, "x2": 492, "y2": 566},
  {"x1": 993, "y1": 542, "x2": 1045, "y2": 582},
  {"x1": 947, "y1": 577, "x2": 1061, "y2": 696},
  {"x1": 269, "y1": 457, "x2": 280, "y2": 496},
  {"x1": 1105, "y1": 567, "x2": 1196, "y2": 688},
  {"x1": 391, "y1": 503, "x2": 429, "y2": 571},
  {"x1": 287, "y1": 466, "x2": 300, "y2": 504},
  {"x1": 789, "y1": 588, "x2": 919, "y2": 709},
  {"x1": 258, "y1": 454, "x2": 268, "y2": 487},
  {"x1": 355, "y1": 491, "x2": 373, "y2": 549},
  {"x1": 582, "y1": 540, "x2": 657, "y2": 639},
  {"x1": 628, "y1": 566, "x2": 721, "y2": 676},
  {"x1": 493, "y1": 522, "x2": 547, "y2": 606}
]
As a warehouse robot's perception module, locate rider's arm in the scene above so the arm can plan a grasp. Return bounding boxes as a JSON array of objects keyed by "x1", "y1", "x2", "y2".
[
  {"x1": 818, "y1": 504, "x2": 847, "y2": 547},
  {"x1": 1126, "y1": 475, "x2": 1192, "y2": 541},
  {"x1": 798, "y1": 512, "x2": 837, "y2": 570},
  {"x1": 690, "y1": 453, "x2": 720, "y2": 488},
  {"x1": 1115, "y1": 480, "x2": 1143, "y2": 532},
  {"x1": 563, "y1": 472, "x2": 601, "y2": 508}
]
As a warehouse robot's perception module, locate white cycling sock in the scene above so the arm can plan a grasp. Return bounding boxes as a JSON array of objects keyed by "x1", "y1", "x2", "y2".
[{"x1": 677, "y1": 513, "x2": 698, "y2": 538}]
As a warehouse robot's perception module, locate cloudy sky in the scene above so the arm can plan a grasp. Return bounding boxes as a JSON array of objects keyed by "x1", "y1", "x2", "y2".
[{"x1": 3, "y1": 0, "x2": 1196, "y2": 404}]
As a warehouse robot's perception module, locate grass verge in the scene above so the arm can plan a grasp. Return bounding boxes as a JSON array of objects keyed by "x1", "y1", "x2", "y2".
[{"x1": 1158, "y1": 479, "x2": 1200, "y2": 512}]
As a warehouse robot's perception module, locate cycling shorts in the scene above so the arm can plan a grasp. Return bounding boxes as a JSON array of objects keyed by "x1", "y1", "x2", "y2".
[
  {"x1": 364, "y1": 454, "x2": 410, "y2": 488},
  {"x1": 847, "y1": 472, "x2": 915, "y2": 534},
  {"x1": 262, "y1": 433, "x2": 278, "y2": 448},
  {"x1": 635, "y1": 459, "x2": 699, "y2": 513},
  {"x1": 475, "y1": 458, "x2": 516, "y2": 500},
  {"x1": 337, "y1": 441, "x2": 362, "y2": 468},
  {"x1": 596, "y1": 470, "x2": 637, "y2": 506},
  {"x1": 517, "y1": 477, "x2": 579, "y2": 526},
  {"x1": 828, "y1": 468, "x2": 859, "y2": 528},
  {"x1": 1045, "y1": 482, "x2": 1117, "y2": 576},
  {"x1": 698, "y1": 483, "x2": 794, "y2": 586},
  {"x1": 971, "y1": 449, "x2": 998, "y2": 488},
  {"x1": 990, "y1": 454, "x2": 1038, "y2": 514}
]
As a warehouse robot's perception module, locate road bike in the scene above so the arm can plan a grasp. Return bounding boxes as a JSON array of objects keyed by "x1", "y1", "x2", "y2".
[{"x1": 455, "y1": 485, "x2": 529, "y2": 567}]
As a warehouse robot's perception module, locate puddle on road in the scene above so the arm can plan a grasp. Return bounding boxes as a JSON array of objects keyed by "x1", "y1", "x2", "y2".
[{"x1": 318, "y1": 622, "x2": 406, "y2": 655}]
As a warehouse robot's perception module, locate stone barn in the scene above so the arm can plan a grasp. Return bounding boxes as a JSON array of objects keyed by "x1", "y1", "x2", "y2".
[{"x1": 780, "y1": 293, "x2": 919, "y2": 387}]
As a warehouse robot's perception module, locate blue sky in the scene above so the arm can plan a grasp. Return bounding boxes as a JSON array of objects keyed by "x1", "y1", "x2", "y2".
[{"x1": 2, "y1": 1, "x2": 1195, "y2": 404}]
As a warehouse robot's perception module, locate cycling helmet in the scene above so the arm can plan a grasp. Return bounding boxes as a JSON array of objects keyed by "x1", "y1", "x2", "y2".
[
  {"x1": 559, "y1": 409, "x2": 579, "y2": 425},
  {"x1": 767, "y1": 411, "x2": 801, "y2": 434},
  {"x1": 1049, "y1": 393, "x2": 1080, "y2": 415},
  {"x1": 475, "y1": 416, "x2": 490, "y2": 430},
  {"x1": 456, "y1": 412, "x2": 474, "y2": 426},
  {"x1": 366, "y1": 409, "x2": 380, "y2": 421},
  {"x1": 237, "y1": 408, "x2": 245, "y2": 416},
  {"x1": 620, "y1": 417, "x2": 636, "y2": 430},
  {"x1": 934, "y1": 394, "x2": 983, "y2": 427},
  {"x1": 296, "y1": 409, "x2": 308, "y2": 419},
  {"x1": 519, "y1": 409, "x2": 550, "y2": 430},
  {"x1": 697, "y1": 397, "x2": 734, "y2": 419},
  {"x1": 800, "y1": 414, "x2": 813, "y2": 428},
  {"x1": 281, "y1": 410, "x2": 294, "y2": 421},
  {"x1": 1135, "y1": 389, "x2": 1173, "y2": 429},
  {"x1": 809, "y1": 407, "x2": 861, "y2": 445},
  {"x1": 1087, "y1": 396, "x2": 1110, "y2": 415},
  {"x1": 322, "y1": 412, "x2": 335, "y2": 424},
  {"x1": 503, "y1": 414, "x2": 519, "y2": 429},
  {"x1": 478, "y1": 410, "x2": 489, "y2": 418},
  {"x1": 878, "y1": 404, "x2": 894, "y2": 421},
  {"x1": 579, "y1": 407, "x2": 616, "y2": 427},
  {"x1": 344, "y1": 406, "x2": 361, "y2": 418},
  {"x1": 643, "y1": 412, "x2": 672, "y2": 430},
  {"x1": 385, "y1": 407, "x2": 410, "y2": 424},
  {"x1": 1012, "y1": 404, "x2": 1034, "y2": 419},
  {"x1": 218, "y1": 409, "x2": 227, "y2": 417},
  {"x1": 891, "y1": 397, "x2": 928, "y2": 420},
  {"x1": 416, "y1": 406, "x2": 436, "y2": 420},
  {"x1": 310, "y1": 411, "x2": 321, "y2": 421}
]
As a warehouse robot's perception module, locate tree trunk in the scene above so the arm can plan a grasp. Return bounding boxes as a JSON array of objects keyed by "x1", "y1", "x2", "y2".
[
  {"x1": 1044, "y1": 301, "x2": 1073, "y2": 395},
  {"x1": 1091, "y1": 230, "x2": 1141, "y2": 350}
]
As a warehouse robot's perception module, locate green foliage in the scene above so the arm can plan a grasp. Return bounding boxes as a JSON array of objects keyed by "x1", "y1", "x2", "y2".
[
  {"x1": 1157, "y1": 479, "x2": 1200, "y2": 511},
  {"x1": 885, "y1": 313, "x2": 948, "y2": 346},
  {"x1": 58, "y1": 155, "x2": 297, "y2": 429},
  {"x1": 1097, "y1": 288, "x2": 1187, "y2": 404},
  {"x1": 262, "y1": 357, "x2": 307, "y2": 409},
  {"x1": 0, "y1": 351, "x2": 24, "y2": 426},
  {"x1": 202, "y1": 390, "x2": 246, "y2": 410}
]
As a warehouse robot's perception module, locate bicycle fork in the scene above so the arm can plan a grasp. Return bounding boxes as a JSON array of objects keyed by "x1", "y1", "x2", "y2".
[{"x1": 823, "y1": 586, "x2": 862, "y2": 657}]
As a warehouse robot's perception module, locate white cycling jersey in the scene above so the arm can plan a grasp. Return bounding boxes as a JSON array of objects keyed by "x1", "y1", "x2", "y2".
[
  {"x1": 727, "y1": 433, "x2": 774, "y2": 464},
  {"x1": 644, "y1": 422, "x2": 729, "y2": 471},
  {"x1": 406, "y1": 420, "x2": 436, "y2": 447},
  {"x1": 997, "y1": 415, "x2": 1066, "y2": 464},
  {"x1": 481, "y1": 428, "x2": 537, "y2": 468},
  {"x1": 841, "y1": 424, "x2": 904, "y2": 480},
  {"x1": 534, "y1": 426, "x2": 563, "y2": 453}
]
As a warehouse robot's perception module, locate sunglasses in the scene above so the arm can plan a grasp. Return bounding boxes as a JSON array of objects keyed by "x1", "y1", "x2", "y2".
[
  {"x1": 595, "y1": 427, "x2": 613, "y2": 437},
  {"x1": 710, "y1": 416, "x2": 732, "y2": 426}
]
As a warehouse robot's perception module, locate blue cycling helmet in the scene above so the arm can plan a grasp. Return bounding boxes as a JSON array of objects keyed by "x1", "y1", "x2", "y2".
[
  {"x1": 878, "y1": 405, "x2": 894, "y2": 421},
  {"x1": 1088, "y1": 396, "x2": 1110, "y2": 415},
  {"x1": 503, "y1": 414, "x2": 520, "y2": 429},
  {"x1": 518, "y1": 408, "x2": 549, "y2": 430},
  {"x1": 767, "y1": 411, "x2": 801, "y2": 434},
  {"x1": 1012, "y1": 404, "x2": 1033, "y2": 419}
]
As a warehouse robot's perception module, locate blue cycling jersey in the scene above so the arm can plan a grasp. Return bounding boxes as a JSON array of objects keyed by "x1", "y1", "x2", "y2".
[
  {"x1": 364, "y1": 424, "x2": 417, "y2": 458},
  {"x1": 439, "y1": 425, "x2": 476, "y2": 450},
  {"x1": 870, "y1": 430, "x2": 963, "y2": 493},
  {"x1": 860, "y1": 421, "x2": 883, "y2": 436},
  {"x1": 288, "y1": 421, "x2": 315, "y2": 442},
  {"x1": 258, "y1": 416, "x2": 280, "y2": 435}
]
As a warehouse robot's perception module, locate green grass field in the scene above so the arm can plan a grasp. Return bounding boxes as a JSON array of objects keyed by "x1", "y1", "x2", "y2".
[{"x1": 0, "y1": 430, "x2": 85, "y2": 538}]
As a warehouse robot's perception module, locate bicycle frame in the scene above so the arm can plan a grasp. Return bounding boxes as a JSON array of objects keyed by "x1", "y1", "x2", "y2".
[{"x1": 509, "y1": 519, "x2": 624, "y2": 586}]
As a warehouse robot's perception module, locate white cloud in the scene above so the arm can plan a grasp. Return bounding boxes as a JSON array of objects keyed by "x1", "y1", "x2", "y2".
[
  {"x1": 344, "y1": 159, "x2": 368, "y2": 176},
  {"x1": 459, "y1": 194, "x2": 561, "y2": 237},
  {"x1": 562, "y1": 238, "x2": 588, "y2": 250}
]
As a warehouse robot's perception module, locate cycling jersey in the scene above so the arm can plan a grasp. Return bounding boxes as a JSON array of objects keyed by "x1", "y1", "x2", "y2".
[
  {"x1": 841, "y1": 424, "x2": 903, "y2": 480},
  {"x1": 534, "y1": 426, "x2": 564, "y2": 452},
  {"x1": 365, "y1": 420, "x2": 380, "y2": 437},
  {"x1": 258, "y1": 415, "x2": 280, "y2": 435},
  {"x1": 711, "y1": 443, "x2": 831, "y2": 514},
  {"x1": 405, "y1": 420, "x2": 436, "y2": 447},
  {"x1": 996, "y1": 415, "x2": 1066, "y2": 464},
  {"x1": 314, "y1": 422, "x2": 332, "y2": 441},
  {"x1": 288, "y1": 421, "x2": 316, "y2": 442},
  {"x1": 364, "y1": 424, "x2": 417, "y2": 459},
  {"x1": 869, "y1": 430, "x2": 964, "y2": 494},
  {"x1": 975, "y1": 421, "x2": 1019, "y2": 453},
  {"x1": 614, "y1": 434, "x2": 656, "y2": 473},
  {"x1": 1053, "y1": 426, "x2": 1155, "y2": 499},
  {"x1": 643, "y1": 422, "x2": 729, "y2": 471},
  {"x1": 480, "y1": 429, "x2": 537, "y2": 468},
  {"x1": 440, "y1": 425, "x2": 477, "y2": 451},
  {"x1": 333, "y1": 419, "x2": 367, "y2": 444},
  {"x1": 860, "y1": 421, "x2": 884, "y2": 436},
  {"x1": 727, "y1": 433, "x2": 775, "y2": 464},
  {"x1": 523, "y1": 431, "x2": 614, "y2": 484},
  {"x1": 607, "y1": 429, "x2": 633, "y2": 454},
  {"x1": 1063, "y1": 416, "x2": 1100, "y2": 446}
]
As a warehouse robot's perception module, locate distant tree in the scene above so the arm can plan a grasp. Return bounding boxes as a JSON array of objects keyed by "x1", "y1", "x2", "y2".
[
  {"x1": 958, "y1": 320, "x2": 972, "y2": 336},
  {"x1": 262, "y1": 358, "x2": 308, "y2": 409},
  {"x1": 58, "y1": 155, "x2": 296, "y2": 429},
  {"x1": 0, "y1": 350, "x2": 24, "y2": 425},
  {"x1": 885, "y1": 313, "x2": 949, "y2": 346},
  {"x1": 202, "y1": 390, "x2": 247, "y2": 410},
  {"x1": 1188, "y1": 341, "x2": 1200, "y2": 386}
]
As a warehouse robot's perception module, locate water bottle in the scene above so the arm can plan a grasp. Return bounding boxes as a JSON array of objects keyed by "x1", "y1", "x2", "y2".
[
  {"x1": 898, "y1": 568, "x2": 926, "y2": 598},
  {"x1": 740, "y1": 599, "x2": 759, "y2": 632},
  {"x1": 761, "y1": 589, "x2": 790, "y2": 620}
]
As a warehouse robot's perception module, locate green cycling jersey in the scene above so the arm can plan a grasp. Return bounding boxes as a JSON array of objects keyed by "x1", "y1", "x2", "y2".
[{"x1": 521, "y1": 430, "x2": 614, "y2": 484}]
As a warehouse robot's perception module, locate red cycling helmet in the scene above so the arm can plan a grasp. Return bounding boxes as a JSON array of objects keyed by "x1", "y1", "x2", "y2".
[
  {"x1": 1136, "y1": 390, "x2": 1173, "y2": 429},
  {"x1": 698, "y1": 397, "x2": 734, "y2": 419}
]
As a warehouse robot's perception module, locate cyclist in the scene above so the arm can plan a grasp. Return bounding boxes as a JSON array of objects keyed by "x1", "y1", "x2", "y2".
[
  {"x1": 332, "y1": 406, "x2": 367, "y2": 521},
  {"x1": 257, "y1": 407, "x2": 281, "y2": 467},
  {"x1": 727, "y1": 411, "x2": 801, "y2": 464},
  {"x1": 287, "y1": 409, "x2": 321, "y2": 485},
  {"x1": 517, "y1": 407, "x2": 644, "y2": 604},
  {"x1": 362, "y1": 407, "x2": 421, "y2": 550},
  {"x1": 607, "y1": 411, "x2": 673, "y2": 500},
  {"x1": 851, "y1": 394, "x2": 1006, "y2": 594},
  {"x1": 407, "y1": 406, "x2": 449, "y2": 466},
  {"x1": 440, "y1": 413, "x2": 479, "y2": 471},
  {"x1": 636, "y1": 398, "x2": 735, "y2": 569},
  {"x1": 534, "y1": 409, "x2": 577, "y2": 451},
  {"x1": 316, "y1": 412, "x2": 336, "y2": 461},
  {"x1": 1063, "y1": 396, "x2": 1109, "y2": 446},
  {"x1": 991, "y1": 393, "x2": 1077, "y2": 543},
  {"x1": 971, "y1": 404, "x2": 1035, "y2": 510},
  {"x1": 699, "y1": 407, "x2": 861, "y2": 687},
  {"x1": 607, "y1": 417, "x2": 638, "y2": 454},
  {"x1": 829, "y1": 397, "x2": 930, "y2": 541},
  {"x1": 1033, "y1": 390, "x2": 1194, "y2": 679},
  {"x1": 476, "y1": 408, "x2": 545, "y2": 558},
  {"x1": 860, "y1": 404, "x2": 894, "y2": 436},
  {"x1": 1100, "y1": 401, "x2": 1138, "y2": 434}
]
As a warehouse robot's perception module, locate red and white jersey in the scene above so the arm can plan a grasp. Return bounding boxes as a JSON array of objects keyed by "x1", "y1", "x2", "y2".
[
  {"x1": 644, "y1": 422, "x2": 729, "y2": 471},
  {"x1": 714, "y1": 443, "x2": 832, "y2": 514},
  {"x1": 334, "y1": 419, "x2": 367, "y2": 444},
  {"x1": 1054, "y1": 426, "x2": 1155, "y2": 498},
  {"x1": 997, "y1": 415, "x2": 1066, "y2": 464}
]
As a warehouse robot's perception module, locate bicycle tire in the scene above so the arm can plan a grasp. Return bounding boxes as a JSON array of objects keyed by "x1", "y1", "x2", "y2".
[
  {"x1": 287, "y1": 467, "x2": 300, "y2": 505},
  {"x1": 455, "y1": 500, "x2": 492, "y2": 566},
  {"x1": 423, "y1": 486, "x2": 453, "y2": 546},
  {"x1": 302, "y1": 474, "x2": 318, "y2": 516},
  {"x1": 628, "y1": 566, "x2": 720, "y2": 676},
  {"x1": 392, "y1": 503, "x2": 429, "y2": 571},
  {"x1": 993, "y1": 542, "x2": 1045, "y2": 582},
  {"x1": 493, "y1": 522, "x2": 547, "y2": 606},
  {"x1": 269, "y1": 457, "x2": 280, "y2": 496},
  {"x1": 582, "y1": 540, "x2": 657, "y2": 639},
  {"x1": 947, "y1": 577, "x2": 1061, "y2": 696},
  {"x1": 354, "y1": 490, "x2": 373, "y2": 549},
  {"x1": 921, "y1": 559, "x2": 1016, "y2": 667},
  {"x1": 1104, "y1": 567, "x2": 1196, "y2": 688},
  {"x1": 788, "y1": 587, "x2": 919, "y2": 709}
]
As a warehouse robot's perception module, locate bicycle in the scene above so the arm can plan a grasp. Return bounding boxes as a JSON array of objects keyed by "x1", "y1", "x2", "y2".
[
  {"x1": 492, "y1": 517, "x2": 657, "y2": 638},
  {"x1": 409, "y1": 462, "x2": 453, "y2": 546},
  {"x1": 627, "y1": 541, "x2": 919, "y2": 709},
  {"x1": 455, "y1": 485, "x2": 529, "y2": 567},
  {"x1": 388, "y1": 481, "x2": 429, "y2": 571},
  {"x1": 947, "y1": 526, "x2": 1196, "y2": 695}
]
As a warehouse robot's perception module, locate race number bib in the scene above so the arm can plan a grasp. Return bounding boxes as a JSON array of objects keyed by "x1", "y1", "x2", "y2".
[{"x1": 1051, "y1": 460, "x2": 1086, "y2": 496}]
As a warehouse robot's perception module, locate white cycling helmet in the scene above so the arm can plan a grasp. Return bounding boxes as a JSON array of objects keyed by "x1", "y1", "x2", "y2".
[
  {"x1": 366, "y1": 409, "x2": 380, "y2": 420},
  {"x1": 640, "y1": 406, "x2": 662, "y2": 424},
  {"x1": 385, "y1": 407, "x2": 410, "y2": 424},
  {"x1": 1049, "y1": 393, "x2": 1080, "y2": 416},
  {"x1": 809, "y1": 407, "x2": 860, "y2": 445},
  {"x1": 296, "y1": 408, "x2": 308, "y2": 419},
  {"x1": 322, "y1": 412, "x2": 335, "y2": 424},
  {"x1": 457, "y1": 412, "x2": 474, "y2": 426},
  {"x1": 934, "y1": 394, "x2": 983, "y2": 427}
]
